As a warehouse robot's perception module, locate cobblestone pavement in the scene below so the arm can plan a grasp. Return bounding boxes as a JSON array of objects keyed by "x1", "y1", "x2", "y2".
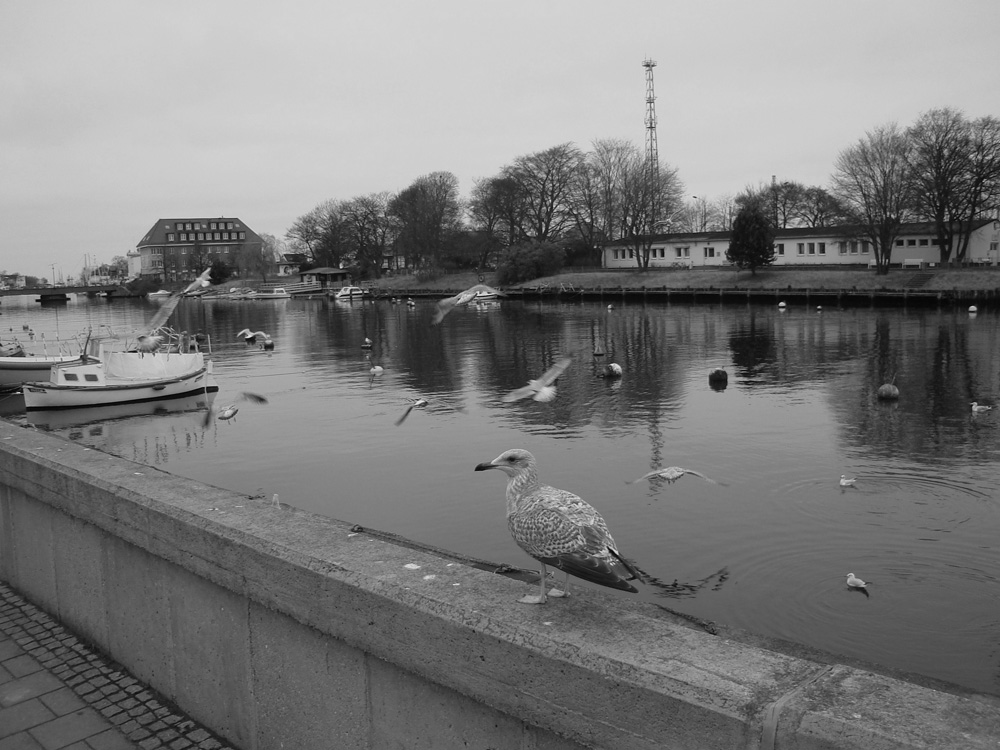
[{"x1": 0, "y1": 582, "x2": 238, "y2": 750}]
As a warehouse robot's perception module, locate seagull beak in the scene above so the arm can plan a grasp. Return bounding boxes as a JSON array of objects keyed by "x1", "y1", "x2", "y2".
[{"x1": 474, "y1": 461, "x2": 498, "y2": 472}]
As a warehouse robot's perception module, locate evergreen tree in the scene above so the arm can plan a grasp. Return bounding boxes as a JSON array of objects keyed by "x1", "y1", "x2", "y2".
[{"x1": 726, "y1": 202, "x2": 775, "y2": 275}]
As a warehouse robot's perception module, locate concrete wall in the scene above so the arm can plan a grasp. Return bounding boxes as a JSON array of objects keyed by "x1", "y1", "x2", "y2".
[{"x1": 0, "y1": 420, "x2": 998, "y2": 749}]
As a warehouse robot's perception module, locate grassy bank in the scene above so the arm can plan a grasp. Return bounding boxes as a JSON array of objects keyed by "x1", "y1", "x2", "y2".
[{"x1": 372, "y1": 266, "x2": 1000, "y2": 294}]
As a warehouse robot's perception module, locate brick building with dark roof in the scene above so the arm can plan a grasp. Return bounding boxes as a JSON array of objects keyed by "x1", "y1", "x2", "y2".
[{"x1": 135, "y1": 217, "x2": 263, "y2": 281}]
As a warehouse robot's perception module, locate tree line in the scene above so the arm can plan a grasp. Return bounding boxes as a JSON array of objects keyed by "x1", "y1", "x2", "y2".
[{"x1": 284, "y1": 106, "x2": 1000, "y2": 281}]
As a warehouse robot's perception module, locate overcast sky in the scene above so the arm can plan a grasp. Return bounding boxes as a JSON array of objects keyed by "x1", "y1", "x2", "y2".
[{"x1": 2, "y1": 0, "x2": 998, "y2": 282}]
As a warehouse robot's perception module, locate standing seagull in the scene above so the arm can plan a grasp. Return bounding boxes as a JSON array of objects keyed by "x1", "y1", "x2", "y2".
[
  {"x1": 627, "y1": 466, "x2": 721, "y2": 485},
  {"x1": 475, "y1": 449, "x2": 639, "y2": 604},
  {"x1": 502, "y1": 357, "x2": 572, "y2": 403},
  {"x1": 431, "y1": 284, "x2": 505, "y2": 325}
]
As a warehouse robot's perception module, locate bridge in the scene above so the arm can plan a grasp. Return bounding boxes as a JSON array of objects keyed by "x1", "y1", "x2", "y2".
[{"x1": 0, "y1": 284, "x2": 135, "y2": 302}]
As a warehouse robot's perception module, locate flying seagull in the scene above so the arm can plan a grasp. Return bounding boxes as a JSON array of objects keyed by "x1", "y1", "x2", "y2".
[
  {"x1": 475, "y1": 448, "x2": 640, "y2": 604},
  {"x1": 431, "y1": 284, "x2": 505, "y2": 325},
  {"x1": 627, "y1": 466, "x2": 721, "y2": 485},
  {"x1": 502, "y1": 357, "x2": 572, "y2": 403},
  {"x1": 394, "y1": 398, "x2": 428, "y2": 426},
  {"x1": 147, "y1": 268, "x2": 212, "y2": 332},
  {"x1": 202, "y1": 392, "x2": 269, "y2": 427},
  {"x1": 237, "y1": 330, "x2": 273, "y2": 350},
  {"x1": 135, "y1": 334, "x2": 163, "y2": 354}
]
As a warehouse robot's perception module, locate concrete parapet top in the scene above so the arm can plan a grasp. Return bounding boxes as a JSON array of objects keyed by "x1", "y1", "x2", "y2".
[{"x1": 2, "y1": 420, "x2": 999, "y2": 749}]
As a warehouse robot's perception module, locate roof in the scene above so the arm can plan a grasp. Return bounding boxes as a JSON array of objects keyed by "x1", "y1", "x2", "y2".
[
  {"x1": 300, "y1": 267, "x2": 349, "y2": 275},
  {"x1": 136, "y1": 217, "x2": 262, "y2": 248}
]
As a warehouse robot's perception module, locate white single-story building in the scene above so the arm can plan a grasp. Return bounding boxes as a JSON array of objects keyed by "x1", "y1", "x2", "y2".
[{"x1": 602, "y1": 220, "x2": 1000, "y2": 270}]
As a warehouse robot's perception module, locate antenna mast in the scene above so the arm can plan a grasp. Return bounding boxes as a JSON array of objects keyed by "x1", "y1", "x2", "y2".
[{"x1": 642, "y1": 58, "x2": 660, "y2": 233}]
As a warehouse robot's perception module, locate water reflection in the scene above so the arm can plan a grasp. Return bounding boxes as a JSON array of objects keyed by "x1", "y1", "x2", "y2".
[{"x1": 3, "y1": 295, "x2": 1000, "y2": 695}]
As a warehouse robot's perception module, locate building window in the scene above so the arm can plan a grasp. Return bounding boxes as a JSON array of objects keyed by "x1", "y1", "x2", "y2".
[
  {"x1": 175, "y1": 223, "x2": 182, "y2": 231},
  {"x1": 704, "y1": 247, "x2": 715, "y2": 258},
  {"x1": 197, "y1": 233, "x2": 204, "y2": 241},
  {"x1": 839, "y1": 242, "x2": 846, "y2": 255},
  {"x1": 797, "y1": 243, "x2": 805, "y2": 255},
  {"x1": 223, "y1": 232, "x2": 230, "y2": 240},
  {"x1": 226, "y1": 222, "x2": 234, "y2": 230},
  {"x1": 210, "y1": 222, "x2": 217, "y2": 230},
  {"x1": 919, "y1": 238, "x2": 928, "y2": 246},
  {"x1": 239, "y1": 232, "x2": 246, "y2": 240},
  {"x1": 896, "y1": 239, "x2": 905, "y2": 246},
  {"x1": 214, "y1": 233, "x2": 221, "y2": 240},
  {"x1": 862, "y1": 242, "x2": 870, "y2": 254},
  {"x1": 185, "y1": 223, "x2": 192, "y2": 231},
  {"x1": 818, "y1": 242, "x2": 826, "y2": 255},
  {"x1": 808, "y1": 242, "x2": 815, "y2": 255},
  {"x1": 907, "y1": 239, "x2": 917, "y2": 246},
  {"x1": 776, "y1": 243, "x2": 784, "y2": 256},
  {"x1": 167, "y1": 233, "x2": 175, "y2": 242}
]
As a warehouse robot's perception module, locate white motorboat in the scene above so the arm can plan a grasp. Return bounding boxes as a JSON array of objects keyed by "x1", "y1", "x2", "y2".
[
  {"x1": 252, "y1": 287, "x2": 292, "y2": 299},
  {"x1": 333, "y1": 286, "x2": 367, "y2": 300},
  {"x1": 147, "y1": 289, "x2": 172, "y2": 299},
  {"x1": 22, "y1": 329, "x2": 218, "y2": 411}
]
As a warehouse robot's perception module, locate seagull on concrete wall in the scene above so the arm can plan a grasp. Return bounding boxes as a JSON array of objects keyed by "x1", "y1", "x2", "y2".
[{"x1": 475, "y1": 448, "x2": 640, "y2": 604}]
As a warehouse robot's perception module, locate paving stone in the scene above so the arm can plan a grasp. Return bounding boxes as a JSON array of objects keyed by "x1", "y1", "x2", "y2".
[
  {"x1": 28, "y1": 707, "x2": 110, "y2": 749},
  {"x1": 39, "y1": 687, "x2": 87, "y2": 717},
  {"x1": 3, "y1": 656, "x2": 42, "y2": 679},
  {"x1": 85, "y1": 728, "x2": 140, "y2": 750},
  {"x1": 0, "y1": 731, "x2": 45, "y2": 749},
  {"x1": 0, "y1": 672, "x2": 64, "y2": 708},
  {"x1": 0, "y1": 700, "x2": 56, "y2": 739}
]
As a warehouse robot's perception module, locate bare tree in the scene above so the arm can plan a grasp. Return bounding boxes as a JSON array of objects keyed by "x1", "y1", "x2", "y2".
[
  {"x1": 618, "y1": 147, "x2": 685, "y2": 270},
  {"x1": 831, "y1": 123, "x2": 913, "y2": 274},
  {"x1": 389, "y1": 171, "x2": 461, "y2": 270},
  {"x1": 503, "y1": 143, "x2": 583, "y2": 242},
  {"x1": 908, "y1": 108, "x2": 1000, "y2": 264},
  {"x1": 342, "y1": 193, "x2": 395, "y2": 279}
]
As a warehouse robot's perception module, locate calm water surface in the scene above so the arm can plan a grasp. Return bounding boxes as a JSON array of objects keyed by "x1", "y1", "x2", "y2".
[{"x1": 3, "y1": 292, "x2": 999, "y2": 695}]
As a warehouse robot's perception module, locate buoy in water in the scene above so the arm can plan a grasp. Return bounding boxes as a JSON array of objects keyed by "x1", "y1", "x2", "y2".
[{"x1": 877, "y1": 383, "x2": 900, "y2": 400}]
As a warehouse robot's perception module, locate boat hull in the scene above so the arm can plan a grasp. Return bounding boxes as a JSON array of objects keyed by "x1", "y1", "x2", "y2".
[{"x1": 23, "y1": 365, "x2": 218, "y2": 411}]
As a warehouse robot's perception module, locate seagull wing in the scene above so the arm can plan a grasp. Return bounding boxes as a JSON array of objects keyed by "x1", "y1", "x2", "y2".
[
  {"x1": 502, "y1": 383, "x2": 540, "y2": 403},
  {"x1": 394, "y1": 404, "x2": 416, "y2": 426},
  {"x1": 538, "y1": 357, "x2": 572, "y2": 386},
  {"x1": 182, "y1": 268, "x2": 212, "y2": 295},
  {"x1": 469, "y1": 283, "x2": 505, "y2": 297},
  {"x1": 237, "y1": 392, "x2": 269, "y2": 405},
  {"x1": 683, "y1": 468, "x2": 720, "y2": 484},
  {"x1": 626, "y1": 469, "x2": 665, "y2": 485}
]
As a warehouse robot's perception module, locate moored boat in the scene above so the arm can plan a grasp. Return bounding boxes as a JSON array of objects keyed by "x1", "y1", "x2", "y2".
[
  {"x1": 252, "y1": 287, "x2": 291, "y2": 300},
  {"x1": 0, "y1": 338, "x2": 91, "y2": 392},
  {"x1": 22, "y1": 329, "x2": 218, "y2": 411},
  {"x1": 147, "y1": 289, "x2": 172, "y2": 299},
  {"x1": 332, "y1": 286, "x2": 367, "y2": 300}
]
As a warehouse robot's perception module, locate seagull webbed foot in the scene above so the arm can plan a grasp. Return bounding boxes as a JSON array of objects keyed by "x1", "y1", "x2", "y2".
[{"x1": 518, "y1": 594, "x2": 547, "y2": 605}]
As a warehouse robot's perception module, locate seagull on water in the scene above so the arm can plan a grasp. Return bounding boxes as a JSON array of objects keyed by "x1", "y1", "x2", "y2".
[
  {"x1": 502, "y1": 357, "x2": 572, "y2": 403},
  {"x1": 475, "y1": 449, "x2": 640, "y2": 604},
  {"x1": 846, "y1": 572, "x2": 868, "y2": 589},
  {"x1": 840, "y1": 474, "x2": 857, "y2": 487},
  {"x1": 602, "y1": 363, "x2": 623, "y2": 379},
  {"x1": 431, "y1": 284, "x2": 505, "y2": 325},
  {"x1": 971, "y1": 402, "x2": 992, "y2": 413},
  {"x1": 202, "y1": 392, "x2": 269, "y2": 427},
  {"x1": 627, "y1": 466, "x2": 721, "y2": 485}
]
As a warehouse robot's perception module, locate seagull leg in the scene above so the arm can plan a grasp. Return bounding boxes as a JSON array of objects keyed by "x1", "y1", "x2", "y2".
[
  {"x1": 548, "y1": 571, "x2": 571, "y2": 598},
  {"x1": 519, "y1": 563, "x2": 548, "y2": 604}
]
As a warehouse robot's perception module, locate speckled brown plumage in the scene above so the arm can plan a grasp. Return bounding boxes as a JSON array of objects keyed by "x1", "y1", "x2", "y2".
[{"x1": 475, "y1": 448, "x2": 639, "y2": 603}]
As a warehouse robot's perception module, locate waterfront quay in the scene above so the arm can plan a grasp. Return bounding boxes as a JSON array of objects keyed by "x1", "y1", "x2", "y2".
[{"x1": 2, "y1": 419, "x2": 999, "y2": 749}]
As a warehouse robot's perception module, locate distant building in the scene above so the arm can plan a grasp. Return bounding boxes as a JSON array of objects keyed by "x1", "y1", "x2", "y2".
[
  {"x1": 135, "y1": 217, "x2": 263, "y2": 282},
  {"x1": 602, "y1": 220, "x2": 1000, "y2": 270},
  {"x1": 277, "y1": 253, "x2": 308, "y2": 276}
]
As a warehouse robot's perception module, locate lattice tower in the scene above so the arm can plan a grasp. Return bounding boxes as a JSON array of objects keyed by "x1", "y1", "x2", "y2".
[{"x1": 643, "y1": 58, "x2": 660, "y2": 230}]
